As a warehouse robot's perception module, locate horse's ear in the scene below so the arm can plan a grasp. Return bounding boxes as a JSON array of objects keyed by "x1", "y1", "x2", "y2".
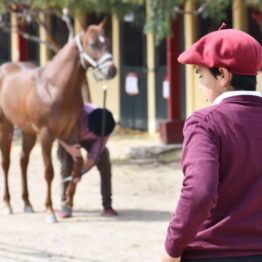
[
  {"x1": 81, "y1": 23, "x2": 88, "y2": 32},
  {"x1": 99, "y1": 17, "x2": 108, "y2": 29},
  {"x1": 76, "y1": 20, "x2": 87, "y2": 32}
]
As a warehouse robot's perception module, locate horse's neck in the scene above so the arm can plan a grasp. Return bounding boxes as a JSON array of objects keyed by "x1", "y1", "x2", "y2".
[
  {"x1": 41, "y1": 40, "x2": 85, "y2": 97},
  {"x1": 51, "y1": 40, "x2": 79, "y2": 66}
]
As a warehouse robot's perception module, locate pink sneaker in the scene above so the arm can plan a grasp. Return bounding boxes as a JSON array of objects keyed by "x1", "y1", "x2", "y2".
[
  {"x1": 58, "y1": 204, "x2": 72, "y2": 219},
  {"x1": 103, "y1": 207, "x2": 118, "y2": 216}
]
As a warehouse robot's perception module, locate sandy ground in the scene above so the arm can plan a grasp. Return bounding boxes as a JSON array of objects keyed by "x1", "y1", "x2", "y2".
[{"x1": 0, "y1": 132, "x2": 183, "y2": 262}]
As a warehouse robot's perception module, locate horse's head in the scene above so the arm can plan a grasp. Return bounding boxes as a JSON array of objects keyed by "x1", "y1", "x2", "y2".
[{"x1": 76, "y1": 18, "x2": 117, "y2": 81}]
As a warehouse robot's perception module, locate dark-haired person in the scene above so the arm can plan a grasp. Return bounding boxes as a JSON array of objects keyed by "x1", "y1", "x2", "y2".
[
  {"x1": 161, "y1": 25, "x2": 262, "y2": 262},
  {"x1": 57, "y1": 103, "x2": 118, "y2": 218}
]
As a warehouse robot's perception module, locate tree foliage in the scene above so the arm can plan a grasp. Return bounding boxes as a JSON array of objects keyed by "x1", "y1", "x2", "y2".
[
  {"x1": 146, "y1": 0, "x2": 262, "y2": 44},
  {"x1": 0, "y1": 0, "x2": 261, "y2": 47},
  {"x1": 0, "y1": 0, "x2": 144, "y2": 16}
]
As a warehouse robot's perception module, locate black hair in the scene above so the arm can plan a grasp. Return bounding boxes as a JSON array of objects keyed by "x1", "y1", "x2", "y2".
[
  {"x1": 88, "y1": 108, "x2": 116, "y2": 137},
  {"x1": 209, "y1": 68, "x2": 257, "y2": 91}
]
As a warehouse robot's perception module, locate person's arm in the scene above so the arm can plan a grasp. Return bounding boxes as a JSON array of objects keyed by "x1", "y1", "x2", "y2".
[
  {"x1": 82, "y1": 157, "x2": 96, "y2": 173},
  {"x1": 88, "y1": 136, "x2": 109, "y2": 159},
  {"x1": 82, "y1": 137, "x2": 109, "y2": 172},
  {"x1": 161, "y1": 250, "x2": 180, "y2": 262},
  {"x1": 79, "y1": 136, "x2": 109, "y2": 176},
  {"x1": 164, "y1": 113, "x2": 220, "y2": 257},
  {"x1": 59, "y1": 139, "x2": 82, "y2": 161},
  {"x1": 76, "y1": 136, "x2": 108, "y2": 177},
  {"x1": 69, "y1": 157, "x2": 96, "y2": 183}
]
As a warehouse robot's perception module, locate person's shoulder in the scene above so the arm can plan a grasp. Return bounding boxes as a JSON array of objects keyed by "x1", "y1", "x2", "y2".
[
  {"x1": 187, "y1": 104, "x2": 218, "y2": 123},
  {"x1": 83, "y1": 103, "x2": 98, "y2": 110},
  {"x1": 83, "y1": 103, "x2": 99, "y2": 114},
  {"x1": 183, "y1": 105, "x2": 221, "y2": 137}
]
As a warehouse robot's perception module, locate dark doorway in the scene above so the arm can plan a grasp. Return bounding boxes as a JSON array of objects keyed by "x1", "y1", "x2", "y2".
[
  {"x1": 120, "y1": 21, "x2": 147, "y2": 130},
  {"x1": 0, "y1": 15, "x2": 11, "y2": 65},
  {"x1": 155, "y1": 39, "x2": 167, "y2": 126}
]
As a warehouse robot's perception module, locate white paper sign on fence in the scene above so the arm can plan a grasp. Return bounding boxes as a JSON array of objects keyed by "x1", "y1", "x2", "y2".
[
  {"x1": 125, "y1": 73, "x2": 139, "y2": 95},
  {"x1": 163, "y1": 76, "x2": 169, "y2": 99}
]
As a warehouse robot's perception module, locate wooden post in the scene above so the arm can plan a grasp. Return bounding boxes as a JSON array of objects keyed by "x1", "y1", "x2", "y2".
[
  {"x1": 39, "y1": 13, "x2": 51, "y2": 66},
  {"x1": 17, "y1": 23, "x2": 28, "y2": 61},
  {"x1": 159, "y1": 18, "x2": 184, "y2": 144},
  {"x1": 146, "y1": 0, "x2": 157, "y2": 136},
  {"x1": 233, "y1": 0, "x2": 247, "y2": 31},
  {"x1": 184, "y1": 0, "x2": 198, "y2": 116},
  {"x1": 167, "y1": 19, "x2": 180, "y2": 120},
  {"x1": 11, "y1": 14, "x2": 28, "y2": 62}
]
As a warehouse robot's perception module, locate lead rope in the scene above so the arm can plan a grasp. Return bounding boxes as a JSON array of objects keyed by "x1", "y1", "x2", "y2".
[{"x1": 93, "y1": 83, "x2": 108, "y2": 165}]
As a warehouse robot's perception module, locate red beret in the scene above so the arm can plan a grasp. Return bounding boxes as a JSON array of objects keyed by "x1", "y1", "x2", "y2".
[{"x1": 178, "y1": 28, "x2": 262, "y2": 75}]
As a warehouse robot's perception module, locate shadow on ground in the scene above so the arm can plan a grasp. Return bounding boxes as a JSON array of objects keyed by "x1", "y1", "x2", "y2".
[
  {"x1": 70, "y1": 208, "x2": 172, "y2": 222},
  {"x1": 0, "y1": 241, "x2": 97, "y2": 262}
]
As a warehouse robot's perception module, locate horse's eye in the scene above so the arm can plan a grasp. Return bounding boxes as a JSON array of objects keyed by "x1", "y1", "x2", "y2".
[{"x1": 90, "y1": 42, "x2": 98, "y2": 49}]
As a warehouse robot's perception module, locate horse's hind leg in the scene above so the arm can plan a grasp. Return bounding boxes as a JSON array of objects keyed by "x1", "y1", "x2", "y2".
[
  {"x1": 0, "y1": 120, "x2": 13, "y2": 215},
  {"x1": 20, "y1": 132, "x2": 36, "y2": 213}
]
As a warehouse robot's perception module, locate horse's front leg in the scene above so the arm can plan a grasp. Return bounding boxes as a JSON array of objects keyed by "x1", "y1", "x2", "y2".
[
  {"x1": 39, "y1": 128, "x2": 56, "y2": 223},
  {"x1": 60, "y1": 126, "x2": 83, "y2": 218},
  {"x1": 20, "y1": 132, "x2": 36, "y2": 213},
  {"x1": 0, "y1": 120, "x2": 13, "y2": 215},
  {"x1": 64, "y1": 155, "x2": 83, "y2": 207}
]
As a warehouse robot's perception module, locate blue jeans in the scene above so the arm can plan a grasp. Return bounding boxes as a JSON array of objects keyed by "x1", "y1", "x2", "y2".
[{"x1": 181, "y1": 255, "x2": 262, "y2": 262}]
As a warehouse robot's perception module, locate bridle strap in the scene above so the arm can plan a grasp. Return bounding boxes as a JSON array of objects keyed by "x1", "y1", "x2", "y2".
[{"x1": 75, "y1": 34, "x2": 113, "y2": 71}]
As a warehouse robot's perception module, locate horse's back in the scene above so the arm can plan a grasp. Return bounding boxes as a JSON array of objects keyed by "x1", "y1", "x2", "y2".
[
  {"x1": 0, "y1": 61, "x2": 38, "y2": 99},
  {"x1": 1, "y1": 60, "x2": 39, "y2": 85},
  {"x1": 0, "y1": 61, "x2": 37, "y2": 75},
  {"x1": 1, "y1": 61, "x2": 37, "y2": 69},
  {"x1": 0, "y1": 61, "x2": 38, "y2": 89}
]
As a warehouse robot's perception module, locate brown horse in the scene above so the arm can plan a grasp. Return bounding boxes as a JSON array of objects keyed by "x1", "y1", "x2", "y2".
[{"x1": 0, "y1": 19, "x2": 116, "y2": 223}]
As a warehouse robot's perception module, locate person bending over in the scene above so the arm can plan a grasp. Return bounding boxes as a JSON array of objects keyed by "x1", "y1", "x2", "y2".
[{"x1": 58, "y1": 103, "x2": 117, "y2": 218}]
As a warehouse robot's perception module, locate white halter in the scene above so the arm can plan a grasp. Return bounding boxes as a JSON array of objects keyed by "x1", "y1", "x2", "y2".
[{"x1": 75, "y1": 34, "x2": 113, "y2": 72}]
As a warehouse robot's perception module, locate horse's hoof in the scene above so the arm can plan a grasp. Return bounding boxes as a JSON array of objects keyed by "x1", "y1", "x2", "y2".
[
  {"x1": 2, "y1": 207, "x2": 13, "y2": 215},
  {"x1": 58, "y1": 205, "x2": 72, "y2": 219},
  {"x1": 45, "y1": 214, "x2": 57, "y2": 224},
  {"x1": 24, "y1": 205, "x2": 34, "y2": 213}
]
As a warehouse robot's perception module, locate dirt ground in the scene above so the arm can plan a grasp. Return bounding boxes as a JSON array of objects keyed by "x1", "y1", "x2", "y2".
[{"x1": 0, "y1": 132, "x2": 183, "y2": 262}]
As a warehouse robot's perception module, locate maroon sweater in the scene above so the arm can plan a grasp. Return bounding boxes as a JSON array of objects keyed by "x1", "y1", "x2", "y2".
[{"x1": 165, "y1": 95, "x2": 262, "y2": 259}]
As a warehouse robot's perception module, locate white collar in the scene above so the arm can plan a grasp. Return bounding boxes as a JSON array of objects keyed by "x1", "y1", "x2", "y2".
[{"x1": 212, "y1": 91, "x2": 262, "y2": 105}]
